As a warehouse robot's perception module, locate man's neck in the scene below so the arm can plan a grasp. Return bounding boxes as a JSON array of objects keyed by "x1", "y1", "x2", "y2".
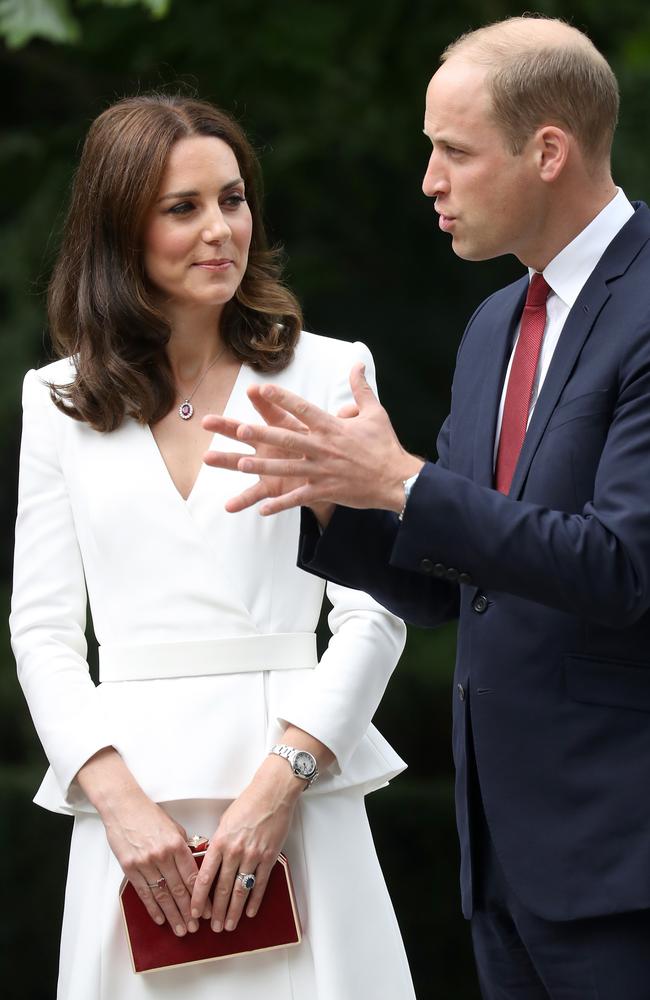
[{"x1": 522, "y1": 178, "x2": 618, "y2": 273}]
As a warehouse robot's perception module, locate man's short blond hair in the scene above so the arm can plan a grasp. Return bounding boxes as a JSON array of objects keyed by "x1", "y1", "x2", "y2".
[{"x1": 442, "y1": 16, "x2": 619, "y2": 165}]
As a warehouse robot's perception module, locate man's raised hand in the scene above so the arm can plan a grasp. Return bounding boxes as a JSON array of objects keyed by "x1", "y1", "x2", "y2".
[{"x1": 203, "y1": 363, "x2": 423, "y2": 516}]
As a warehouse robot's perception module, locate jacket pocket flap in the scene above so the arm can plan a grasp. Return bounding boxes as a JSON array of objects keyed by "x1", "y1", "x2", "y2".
[
  {"x1": 565, "y1": 654, "x2": 650, "y2": 712},
  {"x1": 547, "y1": 390, "x2": 611, "y2": 431}
]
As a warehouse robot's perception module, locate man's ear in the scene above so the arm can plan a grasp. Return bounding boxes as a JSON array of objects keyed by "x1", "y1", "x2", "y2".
[{"x1": 534, "y1": 125, "x2": 570, "y2": 182}]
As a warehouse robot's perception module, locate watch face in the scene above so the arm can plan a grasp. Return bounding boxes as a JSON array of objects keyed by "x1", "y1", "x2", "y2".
[{"x1": 293, "y1": 751, "x2": 316, "y2": 777}]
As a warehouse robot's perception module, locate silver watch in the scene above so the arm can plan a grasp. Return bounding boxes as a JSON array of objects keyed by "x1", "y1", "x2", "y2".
[
  {"x1": 270, "y1": 744, "x2": 319, "y2": 786},
  {"x1": 399, "y1": 471, "x2": 420, "y2": 522}
]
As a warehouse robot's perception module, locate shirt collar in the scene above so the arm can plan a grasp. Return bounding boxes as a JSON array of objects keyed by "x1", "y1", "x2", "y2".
[{"x1": 531, "y1": 188, "x2": 634, "y2": 308}]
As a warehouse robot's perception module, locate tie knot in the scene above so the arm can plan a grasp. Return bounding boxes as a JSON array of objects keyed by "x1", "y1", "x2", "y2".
[{"x1": 526, "y1": 273, "x2": 551, "y2": 308}]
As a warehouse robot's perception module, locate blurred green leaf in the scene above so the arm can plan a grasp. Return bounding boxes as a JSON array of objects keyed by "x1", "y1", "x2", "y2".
[
  {"x1": 80, "y1": 0, "x2": 170, "y2": 16},
  {"x1": 0, "y1": 0, "x2": 170, "y2": 47},
  {"x1": 0, "y1": 0, "x2": 80, "y2": 47}
]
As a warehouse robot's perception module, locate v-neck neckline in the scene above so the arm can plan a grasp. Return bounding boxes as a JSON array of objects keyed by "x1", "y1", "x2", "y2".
[{"x1": 146, "y1": 362, "x2": 246, "y2": 504}]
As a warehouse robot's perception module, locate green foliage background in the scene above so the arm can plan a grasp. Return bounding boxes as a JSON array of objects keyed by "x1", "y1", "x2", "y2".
[{"x1": 1, "y1": 1, "x2": 650, "y2": 997}]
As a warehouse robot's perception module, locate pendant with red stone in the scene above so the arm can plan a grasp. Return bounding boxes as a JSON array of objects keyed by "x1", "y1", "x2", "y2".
[{"x1": 179, "y1": 400, "x2": 193, "y2": 420}]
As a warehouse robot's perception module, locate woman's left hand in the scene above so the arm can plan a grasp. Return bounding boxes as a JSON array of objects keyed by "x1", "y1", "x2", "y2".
[{"x1": 190, "y1": 755, "x2": 302, "y2": 931}]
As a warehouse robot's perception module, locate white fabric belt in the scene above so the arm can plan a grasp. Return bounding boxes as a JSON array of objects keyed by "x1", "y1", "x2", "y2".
[{"x1": 99, "y1": 633, "x2": 318, "y2": 682}]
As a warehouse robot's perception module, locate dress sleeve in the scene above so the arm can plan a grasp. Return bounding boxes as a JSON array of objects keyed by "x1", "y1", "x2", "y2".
[
  {"x1": 277, "y1": 341, "x2": 407, "y2": 772},
  {"x1": 10, "y1": 370, "x2": 114, "y2": 806}
]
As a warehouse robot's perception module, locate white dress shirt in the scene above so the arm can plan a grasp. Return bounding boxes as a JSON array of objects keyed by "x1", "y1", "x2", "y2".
[{"x1": 493, "y1": 188, "x2": 634, "y2": 466}]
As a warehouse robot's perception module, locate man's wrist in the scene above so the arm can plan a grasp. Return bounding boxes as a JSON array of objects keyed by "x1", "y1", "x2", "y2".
[{"x1": 389, "y1": 457, "x2": 425, "y2": 514}]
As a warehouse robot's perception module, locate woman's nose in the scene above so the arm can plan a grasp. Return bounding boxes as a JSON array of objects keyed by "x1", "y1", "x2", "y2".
[{"x1": 201, "y1": 209, "x2": 231, "y2": 244}]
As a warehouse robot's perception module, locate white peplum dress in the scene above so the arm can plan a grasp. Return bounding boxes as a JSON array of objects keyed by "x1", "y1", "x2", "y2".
[{"x1": 10, "y1": 331, "x2": 416, "y2": 1000}]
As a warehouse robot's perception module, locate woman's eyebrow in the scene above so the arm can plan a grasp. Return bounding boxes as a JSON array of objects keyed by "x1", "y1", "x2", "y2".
[{"x1": 157, "y1": 178, "x2": 245, "y2": 202}]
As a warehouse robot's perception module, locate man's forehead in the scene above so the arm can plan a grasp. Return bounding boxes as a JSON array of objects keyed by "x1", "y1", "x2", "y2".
[{"x1": 424, "y1": 61, "x2": 492, "y2": 134}]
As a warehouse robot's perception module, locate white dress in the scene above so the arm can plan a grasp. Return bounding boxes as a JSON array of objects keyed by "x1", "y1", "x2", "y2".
[{"x1": 10, "y1": 331, "x2": 416, "y2": 1000}]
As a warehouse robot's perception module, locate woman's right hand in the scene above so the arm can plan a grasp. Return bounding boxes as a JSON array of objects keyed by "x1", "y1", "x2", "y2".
[{"x1": 76, "y1": 748, "x2": 200, "y2": 935}]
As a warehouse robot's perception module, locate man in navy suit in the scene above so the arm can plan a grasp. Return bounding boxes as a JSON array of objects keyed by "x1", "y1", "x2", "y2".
[{"x1": 204, "y1": 16, "x2": 650, "y2": 997}]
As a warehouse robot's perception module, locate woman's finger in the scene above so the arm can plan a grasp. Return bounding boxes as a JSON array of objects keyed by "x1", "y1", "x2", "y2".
[
  {"x1": 140, "y1": 869, "x2": 189, "y2": 936},
  {"x1": 131, "y1": 874, "x2": 166, "y2": 926},
  {"x1": 223, "y1": 856, "x2": 262, "y2": 931},
  {"x1": 244, "y1": 857, "x2": 274, "y2": 919},
  {"x1": 190, "y1": 843, "x2": 222, "y2": 920},
  {"x1": 210, "y1": 855, "x2": 241, "y2": 932},
  {"x1": 157, "y1": 861, "x2": 197, "y2": 930}
]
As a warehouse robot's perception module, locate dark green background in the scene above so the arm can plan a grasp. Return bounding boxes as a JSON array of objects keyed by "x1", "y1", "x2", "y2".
[{"x1": 2, "y1": 2, "x2": 650, "y2": 997}]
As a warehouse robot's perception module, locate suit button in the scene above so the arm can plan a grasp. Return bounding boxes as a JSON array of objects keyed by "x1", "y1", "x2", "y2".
[
  {"x1": 433, "y1": 563, "x2": 446, "y2": 578},
  {"x1": 446, "y1": 567, "x2": 459, "y2": 582},
  {"x1": 458, "y1": 573, "x2": 473, "y2": 585},
  {"x1": 472, "y1": 594, "x2": 488, "y2": 614},
  {"x1": 457, "y1": 683, "x2": 466, "y2": 702},
  {"x1": 421, "y1": 558, "x2": 434, "y2": 574}
]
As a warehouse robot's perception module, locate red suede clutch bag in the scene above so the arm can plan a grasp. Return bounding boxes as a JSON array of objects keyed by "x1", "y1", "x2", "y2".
[{"x1": 119, "y1": 844, "x2": 302, "y2": 974}]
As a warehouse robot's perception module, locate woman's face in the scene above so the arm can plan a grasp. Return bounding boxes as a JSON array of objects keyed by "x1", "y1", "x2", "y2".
[{"x1": 143, "y1": 135, "x2": 253, "y2": 315}]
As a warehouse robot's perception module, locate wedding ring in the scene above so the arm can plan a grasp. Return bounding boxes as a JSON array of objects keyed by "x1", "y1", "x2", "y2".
[
  {"x1": 237, "y1": 872, "x2": 256, "y2": 891},
  {"x1": 146, "y1": 876, "x2": 167, "y2": 890}
]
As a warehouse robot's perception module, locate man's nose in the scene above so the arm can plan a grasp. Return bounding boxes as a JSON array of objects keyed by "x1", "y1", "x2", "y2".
[{"x1": 422, "y1": 150, "x2": 449, "y2": 198}]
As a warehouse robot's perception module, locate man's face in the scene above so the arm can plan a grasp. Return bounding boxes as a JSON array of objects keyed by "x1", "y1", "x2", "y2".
[{"x1": 423, "y1": 58, "x2": 541, "y2": 263}]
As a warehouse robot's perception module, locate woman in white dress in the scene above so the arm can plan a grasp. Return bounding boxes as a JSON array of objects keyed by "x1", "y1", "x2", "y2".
[{"x1": 10, "y1": 95, "x2": 416, "y2": 999}]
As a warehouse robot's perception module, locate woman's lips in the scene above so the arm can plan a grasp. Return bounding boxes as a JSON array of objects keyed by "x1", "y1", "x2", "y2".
[
  {"x1": 193, "y1": 259, "x2": 233, "y2": 270},
  {"x1": 438, "y1": 215, "x2": 456, "y2": 232}
]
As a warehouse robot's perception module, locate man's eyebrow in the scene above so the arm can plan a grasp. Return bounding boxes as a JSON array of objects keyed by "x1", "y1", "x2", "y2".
[{"x1": 157, "y1": 177, "x2": 245, "y2": 202}]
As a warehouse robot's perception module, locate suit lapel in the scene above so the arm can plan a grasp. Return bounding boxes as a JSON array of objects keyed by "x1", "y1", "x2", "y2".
[
  {"x1": 509, "y1": 202, "x2": 650, "y2": 499},
  {"x1": 472, "y1": 279, "x2": 528, "y2": 486}
]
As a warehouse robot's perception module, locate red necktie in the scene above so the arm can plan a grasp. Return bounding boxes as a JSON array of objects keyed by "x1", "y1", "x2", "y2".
[{"x1": 495, "y1": 273, "x2": 551, "y2": 494}]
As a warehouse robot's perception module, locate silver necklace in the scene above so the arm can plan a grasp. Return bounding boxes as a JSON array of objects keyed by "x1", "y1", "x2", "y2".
[{"x1": 177, "y1": 345, "x2": 227, "y2": 420}]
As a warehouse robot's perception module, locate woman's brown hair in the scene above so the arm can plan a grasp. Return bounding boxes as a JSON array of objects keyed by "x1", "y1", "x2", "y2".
[{"x1": 48, "y1": 94, "x2": 303, "y2": 431}]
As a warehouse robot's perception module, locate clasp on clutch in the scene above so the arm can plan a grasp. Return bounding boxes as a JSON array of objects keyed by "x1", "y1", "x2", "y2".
[{"x1": 187, "y1": 834, "x2": 209, "y2": 856}]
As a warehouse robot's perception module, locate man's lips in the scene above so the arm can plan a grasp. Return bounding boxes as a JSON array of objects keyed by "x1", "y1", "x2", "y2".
[{"x1": 437, "y1": 213, "x2": 456, "y2": 233}]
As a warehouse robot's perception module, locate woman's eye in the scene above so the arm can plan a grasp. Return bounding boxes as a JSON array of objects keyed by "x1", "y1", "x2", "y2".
[
  {"x1": 167, "y1": 201, "x2": 194, "y2": 215},
  {"x1": 222, "y1": 194, "x2": 246, "y2": 209}
]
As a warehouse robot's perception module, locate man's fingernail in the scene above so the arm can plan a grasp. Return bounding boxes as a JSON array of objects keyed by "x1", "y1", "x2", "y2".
[
  {"x1": 188, "y1": 919, "x2": 199, "y2": 933},
  {"x1": 261, "y1": 385, "x2": 274, "y2": 398},
  {"x1": 175, "y1": 924, "x2": 186, "y2": 936},
  {"x1": 191, "y1": 908, "x2": 200, "y2": 919},
  {"x1": 212, "y1": 919, "x2": 222, "y2": 933},
  {"x1": 225, "y1": 919, "x2": 235, "y2": 931}
]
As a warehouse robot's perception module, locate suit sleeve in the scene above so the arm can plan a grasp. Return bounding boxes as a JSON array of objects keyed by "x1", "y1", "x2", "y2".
[
  {"x1": 278, "y1": 342, "x2": 407, "y2": 772},
  {"x1": 10, "y1": 370, "x2": 115, "y2": 806}
]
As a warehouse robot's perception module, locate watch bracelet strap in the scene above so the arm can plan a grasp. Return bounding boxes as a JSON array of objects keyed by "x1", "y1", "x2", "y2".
[
  {"x1": 399, "y1": 472, "x2": 420, "y2": 522},
  {"x1": 270, "y1": 743, "x2": 319, "y2": 784}
]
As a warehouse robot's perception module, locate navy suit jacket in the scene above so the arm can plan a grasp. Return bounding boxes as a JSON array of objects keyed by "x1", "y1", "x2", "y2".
[{"x1": 299, "y1": 202, "x2": 650, "y2": 922}]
